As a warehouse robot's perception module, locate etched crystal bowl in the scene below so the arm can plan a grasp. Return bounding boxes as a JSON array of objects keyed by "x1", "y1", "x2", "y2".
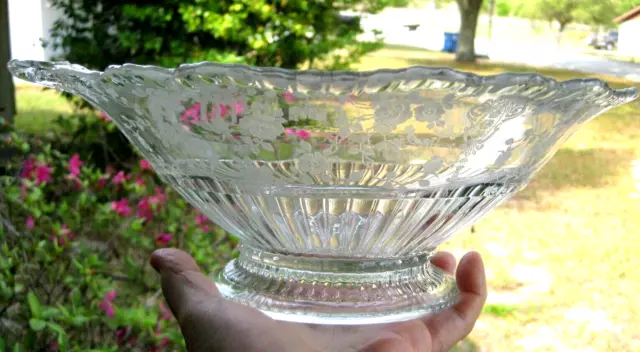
[{"x1": 8, "y1": 60, "x2": 638, "y2": 325}]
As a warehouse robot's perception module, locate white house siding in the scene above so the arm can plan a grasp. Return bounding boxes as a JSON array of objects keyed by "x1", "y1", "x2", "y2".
[
  {"x1": 618, "y1": 16, "x2": 640, "y2": 57},
  {"x1": 8, "y1": 0, "x2": 63, "y2": 61}
]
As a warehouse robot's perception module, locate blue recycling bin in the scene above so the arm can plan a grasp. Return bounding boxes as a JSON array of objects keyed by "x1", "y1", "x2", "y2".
[{"x1": 443, "y1": 32, "x2": 459, "y2": 53}]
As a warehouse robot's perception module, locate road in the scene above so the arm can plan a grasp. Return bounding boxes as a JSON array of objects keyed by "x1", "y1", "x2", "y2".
[
  {"x1": 375, "y1": 30, "x2": 640, "y2": 82},
  {"x1": 488, "y1": 45, "x2": 640, "y2": 82}
]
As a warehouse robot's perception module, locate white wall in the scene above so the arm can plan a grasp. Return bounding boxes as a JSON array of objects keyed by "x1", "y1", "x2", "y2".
[
  {"x1": 8, "y1": 0, "x2": 63, "y2": 61},
  {"x1": 618, "y1": 18, "x2": 640, "y2": 57}
]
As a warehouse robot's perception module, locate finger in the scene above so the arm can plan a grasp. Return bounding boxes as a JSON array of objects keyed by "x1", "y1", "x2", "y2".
[
  {"x1": 430, "y1": 251, "x2": 456, "y2": 275},
  {"x1": 423, "y1": 251, "x2": 487, "y2": 352},
  {"x1": 150, "y1": 248, "x2": 221, "y2": 321}
]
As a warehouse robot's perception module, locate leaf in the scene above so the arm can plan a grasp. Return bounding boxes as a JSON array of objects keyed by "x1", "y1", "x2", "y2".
[
  {"x1": 13, "y1": 343, "x2": 23, "y2": 352},
  {"x1": 71, "y1": 259, "x2": 83, "y2": 271},
  {"x1": 131, "y1": 219, "x2": 144, "y2": 231},
  {"x1": 70, "y1": 315, "x2": 90, "y2": 326},
  {"x1": 42, "y1": 307, "x2": 60, "y2": 319},
  {"x1": 29, "y1": 319, "x2": 46, "y2": 331},
  {"x1": 27, "y1": 291, "x2": 41, "y2": 318},
  {"x1": 24, "y1": 330, "x2": 36, "y2": 351},
  {"x1": 47, "y1": 322, "x2": 66, "y2": 336},
  {"x1": 57, "y1": 304, "x2": 70, "y2": 317}
]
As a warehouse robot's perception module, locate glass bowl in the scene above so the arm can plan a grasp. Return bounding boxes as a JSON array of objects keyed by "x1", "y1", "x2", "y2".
[{"x1": 8, "y1": 60, "x2": 638, "y2": 325}]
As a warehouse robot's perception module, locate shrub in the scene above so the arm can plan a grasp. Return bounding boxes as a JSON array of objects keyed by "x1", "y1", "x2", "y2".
[
  {"x1": 0, "y1": 113, "x2": 236, "y2": 351},
  {"x1": 45, "y1": 0, "x2": 404, "y2": 110}
]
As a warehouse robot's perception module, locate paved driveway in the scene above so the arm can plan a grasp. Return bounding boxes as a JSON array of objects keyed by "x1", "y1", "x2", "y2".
[{"x1": 489, "y1": 46, "x2": 640, "y2": 82}]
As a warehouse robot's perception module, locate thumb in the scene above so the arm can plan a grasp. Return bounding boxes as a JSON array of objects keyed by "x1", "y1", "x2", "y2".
[
  {"x1": 150, "y1": 248, "x2": 221, "y2": 324},
  {"x1": 149, "y1": 249, "x2": 291, "y2": 352}
]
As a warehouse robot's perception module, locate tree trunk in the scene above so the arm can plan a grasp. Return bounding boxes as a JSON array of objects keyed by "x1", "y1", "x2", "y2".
[
  {"x1": 455, "y1": 0, "x2": 483, "y2": 62},
  {"x1": 556, "y1": 22, "x2": 567, "y2": 47},
  {"x1": 0, "y1": 0, "x2": 16, "y2": 123}
]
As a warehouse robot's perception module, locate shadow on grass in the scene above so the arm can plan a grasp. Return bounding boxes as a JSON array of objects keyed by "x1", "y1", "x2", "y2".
[{"x1": 515, "y1": 147, "x2": 636, "y2": 202}]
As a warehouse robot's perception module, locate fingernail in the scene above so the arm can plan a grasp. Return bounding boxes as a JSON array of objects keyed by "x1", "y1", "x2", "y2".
[{"x1": 150, "y1": 249, "x2": 168, "y2": 273}]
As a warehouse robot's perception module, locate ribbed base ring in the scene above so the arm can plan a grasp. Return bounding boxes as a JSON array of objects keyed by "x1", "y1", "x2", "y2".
[{"x1": 213, "y1": 245, "x2": 460, "y2": 325}]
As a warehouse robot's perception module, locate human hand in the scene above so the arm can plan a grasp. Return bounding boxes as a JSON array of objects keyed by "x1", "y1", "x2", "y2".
[{"x1": 150, "y1": 249, "x2": 487, "y2": 352}]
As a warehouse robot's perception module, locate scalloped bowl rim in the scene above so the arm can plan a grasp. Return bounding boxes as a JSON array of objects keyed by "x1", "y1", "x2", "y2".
[{"x1": 8, "y1": 59, "x2": 639, "y2": 102}]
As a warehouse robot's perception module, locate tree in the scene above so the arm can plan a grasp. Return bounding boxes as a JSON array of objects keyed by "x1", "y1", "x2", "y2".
[
  {"x1": 45, "y1": 0, "x2": 407, "y2": 110},
  {"x1": 576, "y1": 0, "x2": 639, "y2": 29},
  {"x1": 536, "y1": 0, "x2": 580, "y2": 43},
  {"x1": 576, "y1": 0, "x2": 617, "y2": 28},
  {"x1": 455, "y1": 0, "x2": 484, "y2": 62},
  {"x1": 0, "y1": 0, "x2": 15, "y2": 124},
  {"x1": 47, "y1": 0, "x2": 399, "y2": 73}
]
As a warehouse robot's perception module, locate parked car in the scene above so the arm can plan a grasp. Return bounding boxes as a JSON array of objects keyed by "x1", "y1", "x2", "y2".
[{"x1": 587, "y1": 30, "x2": 618, "y2": 51}]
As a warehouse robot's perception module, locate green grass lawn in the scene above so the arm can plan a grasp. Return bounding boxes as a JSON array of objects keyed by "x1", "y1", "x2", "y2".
[
  {"x1": 13, "y1": 48, "x2": 640, "y2": 351},
  {"x1": 14, "y1": 85, "x2": 74, "y2": 135}
]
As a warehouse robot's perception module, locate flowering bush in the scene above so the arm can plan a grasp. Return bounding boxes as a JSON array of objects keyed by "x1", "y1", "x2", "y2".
[{"x1": 0, "y1": 114, "x2": 236, "y2": 351}]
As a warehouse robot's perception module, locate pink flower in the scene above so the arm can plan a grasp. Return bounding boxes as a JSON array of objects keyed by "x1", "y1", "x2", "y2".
[
  {"x1": 136, "y1": 198, "x2": 153, "y2": 221},
  {"x1": 217, "y1": 104, "x2": 230, "y2": 118},
  {"x1": 150, "y1": 187, "x2": 167, "y2": 205},
  {"x1": 215, "y1": 102, "x2": 246, "y2": 119},
  {"x1": 67, "y1": 176, "x2": 82, "y2": 189},
  {"x1": 283, "y1": 91, "x2": 295, "y2": 103},
  {"x1": 26, "y1": 216, "x2": 35, "y2": 229},
  {"x1": 149, "y1": 336, "x2": 170, "y2": 352},
  {"x1": 50, "y1": 225, "x2": 73, "y2": 246},
  {"x1": 98, "y1": 112, "x2": 111, "y2": 122},
  {"x1": 195, "y1": 214, "x2": 208, "y2": 226},
  {"x1": 115, "y1": 327, "x2": 132, "y2": 345},
  {"x1": 34, "y1": 164, "x2": 52, "y2": 184},
  {"x1": 283, "y1": 128, "x2": 311, "y2": 139},
  {"x1": 111, "y1": 199, "x2": 132, "y2": 217},
  {"x1": 296, "y1": 129, "x2": 312, "y2": 139},
  {"x1": 231, "y1": 101, "x2": 246, "y2": 115},
  {"x1": 104, "y1": 290, "x2": 117, "y2": 301},
  {"x1": 99, "y1": 300, "x2": 115, "y2": 318},
  {"x1": 159, "y1": 302, "x2": 172, "y2": 321},
  {"x1": 112, "y1": 171, "x2": 128, "y2": 184},
  {"x1": 182, "y1": 101, "x2": 247, "y2": 124},
  {"x1": 180, "y1": 103, "x2": 202, "y2": 124},
  {"x1": 155, "y1": 233, "x2": 173, "y2": 246},
  {"x1": 196, "y1": 214, "x2": 211, "y2": 232},
  {"x1": 139, "y1": 159, "x2": 152, "y2": 170},
  {"x1": 135, "y1": 176, "x2": 145, "y2": 187},
  {"x1": 96, "y1": 175, "x2": 108, "y2": 190},
  {"x1": 99, "y1": 290, "x2": 117, "y2": 318},
  {"x1": 68, "y1": 154, "x2": 83, "y2": 177},
  {"x1": 21, "y1": 157, "x2": 36, "y2": 178},
  {"x1": 328, "y1": 135, "x2": 348, "y2": 144},
  {"x1": 20, "y1": 183, "x2": 28, "y2": 200}
]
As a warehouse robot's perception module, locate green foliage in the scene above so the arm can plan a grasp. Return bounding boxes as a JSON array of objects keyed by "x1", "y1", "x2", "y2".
[
  {"x1": 575, "y1": 0, "x2": 639, "y2": 27},
  {"x1": 47, "y1": 113, "x2": 137, "y2": 170},
  {"x1": 537, "y1": 0, "x2": 581, "y2": 30},
  {"x1": 46, "y1": 0, "x2": 393, "y2": 74},
  {"x1": 511, "y1": 0, "x2": 639, "y2": 29},
  {"x1": 0, "y1": 113, "x2": 236, "y2": 350}
]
